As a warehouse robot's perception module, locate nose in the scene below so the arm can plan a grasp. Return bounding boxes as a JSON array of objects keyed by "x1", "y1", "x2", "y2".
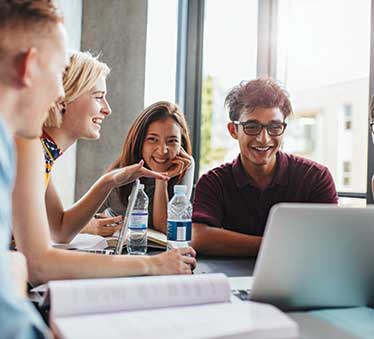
[
  {"x1": 157, "y1": 142, "x2": 168, "y2": 155},
  {"x1": 255, "y1": 127, "x2": 271, "y2": 144},
  {"x1": 101, "y1": 98, "x2": 112, "y2": 116},
  {"x1": 57, "y1": 78, "x2": 65, "y2": 101}
]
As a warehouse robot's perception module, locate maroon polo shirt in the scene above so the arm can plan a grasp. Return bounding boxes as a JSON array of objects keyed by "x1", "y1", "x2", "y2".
[{"x1": 192, "y1": 151, "x2": 338, "y2": 236}]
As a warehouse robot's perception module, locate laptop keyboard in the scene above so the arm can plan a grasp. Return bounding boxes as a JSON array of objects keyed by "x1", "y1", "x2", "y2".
[{"x1": 232, "y1": 289, "x2": 251, "y2": 301}]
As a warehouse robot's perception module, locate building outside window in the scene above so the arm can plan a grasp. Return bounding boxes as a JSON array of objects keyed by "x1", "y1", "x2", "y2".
[{"x1": 276, "y1": 0, "x2": 370, "y2": 197}]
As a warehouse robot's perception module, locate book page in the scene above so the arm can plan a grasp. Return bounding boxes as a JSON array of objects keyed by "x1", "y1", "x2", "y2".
[
  {"x1": 147, "y1": 228, "x2": 167, "y2": 246},
  {"x1": 50, "y1": 273, "x2": 230, "y2": 318},
  {"x1": 54, "y1": 302, "x2": 299, "y2": 339}
]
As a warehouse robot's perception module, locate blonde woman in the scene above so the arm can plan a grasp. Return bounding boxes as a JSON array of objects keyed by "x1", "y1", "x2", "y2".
[{"x1": 12, "y1": 51, "x2": 196, "y2": 285}]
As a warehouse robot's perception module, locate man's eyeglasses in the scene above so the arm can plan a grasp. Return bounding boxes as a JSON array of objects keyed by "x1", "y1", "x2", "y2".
[{"x1": 233, "y1": 120, "x2": 287, "y2": 136}]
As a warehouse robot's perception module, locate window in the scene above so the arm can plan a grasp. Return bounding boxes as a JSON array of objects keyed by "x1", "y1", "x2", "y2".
[
  {"x1": 199, "y1": 0, "x2": 258, "y2": 176},
  {"x1": 277, "y1": 0, "x2": 371, "y2": 194},
  {"x1": 144, "y1": 0, "x2": 178, "y2": 106}
]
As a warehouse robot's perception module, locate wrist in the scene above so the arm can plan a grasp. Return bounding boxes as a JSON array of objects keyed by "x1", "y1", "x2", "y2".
[
  {"x1": 142, "y1": 255, "x2": 157, "y2": 275},
  {"x1": 100, "y1": 172, "x2": 116, "y2": 191}
]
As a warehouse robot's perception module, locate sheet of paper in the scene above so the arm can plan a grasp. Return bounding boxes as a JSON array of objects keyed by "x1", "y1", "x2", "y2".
[
  {"x1": 49, "y1": 273, "x2": 231, "y2": 318},
  {"x1": 52, "y1": 233, "x2": 108, "y2": 250},
  {"x1": 54, "y1": 301, "x2": 299, "y2": 339}
]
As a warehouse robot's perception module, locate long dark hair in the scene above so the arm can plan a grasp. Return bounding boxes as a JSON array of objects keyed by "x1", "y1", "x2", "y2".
[{"x1": 109, "y1": 101, "x2": 192, "y2": 202}]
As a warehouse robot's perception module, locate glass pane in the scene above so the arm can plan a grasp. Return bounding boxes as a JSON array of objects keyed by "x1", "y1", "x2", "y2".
[
  {"x1": 277, "y1": 0, "x2": 370, "y2": 193},
  {"x1": 144, "y1": 0, "x2": 178, "y2": 106},
  {"x1": 199, "y1": 0, "x2": 258, "y2": 176}
]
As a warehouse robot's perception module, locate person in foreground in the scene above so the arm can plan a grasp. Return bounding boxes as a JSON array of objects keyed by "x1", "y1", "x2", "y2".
[
  {"x1": 191, "y1": 77, "x2": 338, "y2": 256},
  {"x1": 12, "y1": 57, "x2": 195, "y2": 287},
  {"x1": 0, "y1": 0, "x2": 68, "y2": 337},
  {"x1": 102, "y1": 101, "x2": 194, "y2": 234}
]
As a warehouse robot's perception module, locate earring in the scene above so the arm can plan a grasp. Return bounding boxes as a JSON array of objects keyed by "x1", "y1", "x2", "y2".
[{"x1": 61, "y1": 108, "x2": 66, "y2": 114}]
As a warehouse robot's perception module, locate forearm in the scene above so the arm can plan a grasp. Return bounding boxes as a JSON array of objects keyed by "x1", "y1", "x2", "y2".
[
  {"x1": 152, "y1": 179, "x2": 168, "y2": 233},
  {"x1": 55, "y1": 173, "x2": 115, "y2": 242},
  {"x1": 191, "y1": 223, "x2": 262, "y2": 256},
  {"x1": 24, "y1": 246, "x2": 155, "y2": 284}
]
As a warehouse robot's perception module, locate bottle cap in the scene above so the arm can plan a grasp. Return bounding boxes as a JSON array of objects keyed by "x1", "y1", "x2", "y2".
[
  {"x1": 174, "y1": 185, "x2": 187, "y2": 194},
  {"x1": 139, "y1": 184, "x2": 145, "y2": 189}
]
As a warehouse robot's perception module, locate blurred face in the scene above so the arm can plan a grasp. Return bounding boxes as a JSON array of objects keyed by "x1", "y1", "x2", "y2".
[
  {"x1": 228, "y1": 107, "x2": 285, "y2": 174},
  {"x1": 62, "y1": 75, "x2": 111, "y2": 140},
  {"x1": 15, "y1": 23, "x2": 68, "y2": 138},
  {"x1": 142, "y1": 117, "x2": 182, "y2": 172}
]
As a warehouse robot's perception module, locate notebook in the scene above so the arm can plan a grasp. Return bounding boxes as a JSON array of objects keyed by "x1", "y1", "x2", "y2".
[
  {"x1": 250, "y1": 203, "x2": 374, "y2": 310},
  {"x1": 46, "y1": 273, "x2": 299, "y2": 339}
]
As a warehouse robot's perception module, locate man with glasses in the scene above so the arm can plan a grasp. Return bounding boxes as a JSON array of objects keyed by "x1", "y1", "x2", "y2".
[{"x1": 191, "y1": 78, "x2": 338, "y2": 256}]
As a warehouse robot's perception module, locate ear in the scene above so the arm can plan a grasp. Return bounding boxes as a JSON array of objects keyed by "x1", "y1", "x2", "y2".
[
  {"x1": 227, "y1": 122, "x2": 238, "y2": 140},
  {"x1": 17, "y1": 47, "x2": 37, "y2": 88}
]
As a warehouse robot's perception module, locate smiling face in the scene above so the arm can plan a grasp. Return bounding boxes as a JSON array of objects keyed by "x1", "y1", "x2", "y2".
[
  {"x1": 228, "y1": 106, "x2": 285, "y2": 175},
  {"x1": 62, "y1": 75, "x2": 111, "y2": 140},
  {"x1": 141, "y1": 117, "x2": 182, "y2": 172}
]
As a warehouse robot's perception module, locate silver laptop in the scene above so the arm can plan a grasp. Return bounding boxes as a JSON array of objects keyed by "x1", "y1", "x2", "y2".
[
  {"x1": 80, "y1": 179, "x2": 140, "y2": 255},
  {"x1": 250, "y1": 203, "x2": 374, "y2": 310}
]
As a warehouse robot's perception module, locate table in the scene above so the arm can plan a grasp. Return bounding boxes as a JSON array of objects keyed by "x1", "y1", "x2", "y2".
[{"x1": 195, "y1": 255, "x2": 373, "y2": 339}]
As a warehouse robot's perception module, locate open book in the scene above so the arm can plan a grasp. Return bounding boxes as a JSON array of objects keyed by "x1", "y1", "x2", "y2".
[
  {"x1": 47, "y1": 273, "x2": 298, "y2": 339},
  {"x1": 106, "y1": 227, "x2": 167, "y2": 249}
]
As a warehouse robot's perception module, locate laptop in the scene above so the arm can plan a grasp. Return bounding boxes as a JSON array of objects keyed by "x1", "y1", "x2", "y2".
[
  {"x1": 249, "y1": 203, "x2": 374, "y2": 311},
  {"x1": 79, "y1": 179, "x2": 140, "y2": 255}
]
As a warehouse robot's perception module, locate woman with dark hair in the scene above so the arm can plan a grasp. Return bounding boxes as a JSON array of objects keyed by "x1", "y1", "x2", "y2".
[{"x1": 101, "y1": 101, "x2": 194, "y2": 233}]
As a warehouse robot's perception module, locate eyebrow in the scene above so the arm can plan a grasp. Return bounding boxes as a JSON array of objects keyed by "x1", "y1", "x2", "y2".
[
  {"x1": 92, "y1": 90, "x2": 106, "y2": 95},
  {"x1": 242, "y1": 119, "x2": 283, "y2": 123},
  {"x1": 146, "y1": 132, "x2": 179, "y2": 138}
]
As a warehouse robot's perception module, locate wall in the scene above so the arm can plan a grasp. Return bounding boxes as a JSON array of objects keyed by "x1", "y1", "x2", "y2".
[{"x1": 75, "y1": 0, "x2": 148, "y2": 200}]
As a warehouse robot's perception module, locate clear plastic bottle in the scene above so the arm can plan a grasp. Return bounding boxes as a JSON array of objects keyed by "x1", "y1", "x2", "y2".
[
  {"x1": 127, "y1": 184, "x2": 148, "y2": 255},
  {"x1": 167, "y1": 185, "x2": 192, "y2": 250}
]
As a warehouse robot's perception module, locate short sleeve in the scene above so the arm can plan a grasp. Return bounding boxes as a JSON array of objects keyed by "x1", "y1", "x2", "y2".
[
  {"x1": 310, "y1": 166, "x2": 338, "y2": 203},
  {"x1": 192, "y1": 172, "x2": 224, "y2": 227}
]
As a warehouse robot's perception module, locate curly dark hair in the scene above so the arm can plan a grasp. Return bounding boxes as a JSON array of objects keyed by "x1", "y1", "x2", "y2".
[{"x1": 224, "y1": 77, "x2": 293, "y2": 121}]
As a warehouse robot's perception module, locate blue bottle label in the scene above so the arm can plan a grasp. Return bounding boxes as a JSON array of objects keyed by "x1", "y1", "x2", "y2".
[
  {"x1": 129, "y1": 210, "x2": 148, "y2": 230},
  {"x1": 167, "y1": 220, "x2": 192, "y2": 241}
]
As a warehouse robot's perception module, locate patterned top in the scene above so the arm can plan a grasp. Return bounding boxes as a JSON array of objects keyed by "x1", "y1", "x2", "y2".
[{"x1": 41, "y1": 131, "x2": 63, "y2": 185}]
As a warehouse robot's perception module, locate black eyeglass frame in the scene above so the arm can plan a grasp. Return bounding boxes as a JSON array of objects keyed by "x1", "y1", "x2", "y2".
[{"x1": 233, "y1": 120, "x2": 288, "y2": 136}]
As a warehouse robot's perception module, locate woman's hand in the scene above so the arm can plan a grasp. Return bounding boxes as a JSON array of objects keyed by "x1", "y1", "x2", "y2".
[
  {"x1": 108, "y1": 160, "x2": 169, "y2": 188},
  {"x1": 149, "y1": 247, "x2": 197, "y2": 275},
  {"x1": 81, "y1": 214, "x2": 122, "y2": 237},
  {"x1": 165, "y1": 148, "x2": 192, "y2": 178}
]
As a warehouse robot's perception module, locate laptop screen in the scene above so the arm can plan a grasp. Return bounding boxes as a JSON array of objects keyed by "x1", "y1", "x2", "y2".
[{"x1": 114, "y1": 179, "x2": 140, "y2": 255}]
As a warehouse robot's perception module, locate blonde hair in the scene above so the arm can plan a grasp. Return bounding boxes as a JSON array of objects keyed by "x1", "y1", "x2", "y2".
[{"x1": 44, "y1": 51, "x2": 110, "y2": 127}]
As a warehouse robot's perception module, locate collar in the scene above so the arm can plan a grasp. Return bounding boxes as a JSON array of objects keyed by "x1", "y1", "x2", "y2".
[
  {"x1": 41, "y1": 130, "x2": 63, "y2": 162},
  {"x1": 232, "y1": 151, "x2": 289, "y2": 189}
]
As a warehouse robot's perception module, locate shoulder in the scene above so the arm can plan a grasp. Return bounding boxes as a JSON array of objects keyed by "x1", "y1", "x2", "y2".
[
  {"x1": 284, "y1": 152, "x2": 330, "y2": 174},
  {"x1": 196, "y1": 160, "x2": 235, "y2": 188}
]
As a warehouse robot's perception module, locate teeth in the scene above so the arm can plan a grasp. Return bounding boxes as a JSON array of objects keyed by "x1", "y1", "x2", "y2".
[
  {"x1": 254, "y1": 146, "x2": 271, "y2": 152},
  {"x1": 92, "y1": 118, "x2": 103, "y2": 124},
  {"x1": 153, "y1": 157, "x2": 167, "y2": 163}
]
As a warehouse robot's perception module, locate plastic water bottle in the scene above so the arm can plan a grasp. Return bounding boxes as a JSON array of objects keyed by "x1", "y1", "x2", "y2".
[
  {"x1": 127, "y1": 184, "x2": 148, "y2": 255},
  {"x1": 167, "y1": 185, "x2": 192, "y2": 250}
]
